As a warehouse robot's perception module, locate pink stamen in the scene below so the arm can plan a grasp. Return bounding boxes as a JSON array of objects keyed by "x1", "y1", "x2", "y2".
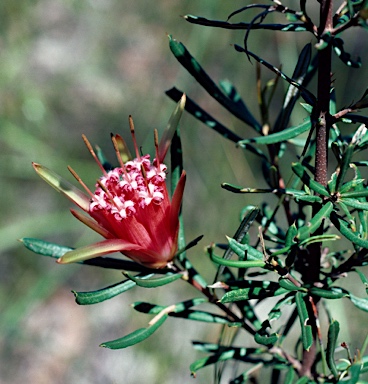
[
  {"x1": 68, "y1": 166, "x2": 96, "y2": 199},
  {"x1": 111, "y1": 135, "x2": 125, "y2": 169},
  {"x1": 154, "y1": 129, "x2": 161, "y2": 172},
  {"x1": 82, "y1": 134, "x2": 108, "y2": 177},
  {"x1": 111, "y1": 134, "x2": 131, "y2": 182},
  {"x1": 96, "y1": 179, "x2": 123, "y2": 211},
  {"x1": 140, "y1": 164, "x2": 153, "y2": 198},
  {"x1": 129, "y1": 115, "x2": 141, "y2": 161}
]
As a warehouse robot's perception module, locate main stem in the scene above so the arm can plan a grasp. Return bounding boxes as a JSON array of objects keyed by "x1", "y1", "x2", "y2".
[{"x1": 301, "y1": 0, "x2": 333, "y2": 377}]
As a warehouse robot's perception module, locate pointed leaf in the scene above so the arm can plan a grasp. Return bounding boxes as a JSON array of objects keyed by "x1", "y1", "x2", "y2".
[
  {"x1": 274, "y1": 43, "x2": 312, "y2": 133},
  {"x1": 349, "y1": 294, "x2": 368, "y2": 312},
  {"x1": 20, "y1": 237, "x2": 73, "y2": 258},
  {"x1": 339, "y1": 198, "x2": 368, "y2": 211},
  {"x1": 227, "y1": 237, "x2": 264, "y2": 261},
  {"x1": 101, "y1": 312, "x2": 168, "y2": 349},
  {"x1": 20, "y1": 237, "x2": 153, "y2": 271},
  {"x1": 353, "y1": 269, "x2": 368, "y2": 293},
  {"x1": 220, "y1": 286, "x2": 287, "y2": 303},
  {"x1": 309, "y1": 287, "x2": 347, "y2": 299},
  {"x1": 73, "y1": 274, "x2": 154, "y2": 305},
  {"x1": 123, "y1": 271, "x2": 183, "y2": 288},
  {"x1": 295, "y1": 292, "x2": 313, "y2": 351},
  {"x1": 32, "y1": 163, "x2": 90, "y2": 211},
  {"x1": 166, "y1": 88, "x2": 268, "y2": 160},
  {"x1": 297, "y1": 202, "x2": 334, "y2": 240},
  {"x1": 210, "y1": 251, "x2": 266, "y2": 269},
  {"x1": 292, "y1": 162, "x2": 330, "y2": 196},
  {"x1": 219, "y1": 79, "x2": 262, "y2": 133},
  {"x1": 327, "y1": 320, "x2": 340, "y2": 378},
  {"x1": 184, "y1": 14, "x2": 309, "y2": 32},
  {"x1": 234, "y1": 45, "x2": 317, "y2": 106},
  {"x1": 238, "y1": 118, "x2": 310, "y2": 146},
  {"x1": 168, "y1": 36, "x2": 261, "y2": 130},
  {"x1": 331, "y1": 212, "x2": 368, "y2": 248}
]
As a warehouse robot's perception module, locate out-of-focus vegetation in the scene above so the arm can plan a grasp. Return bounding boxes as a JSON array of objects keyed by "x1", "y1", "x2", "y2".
[{"x1": 0, "y1": 1, "x2": 366, "y2": 383}]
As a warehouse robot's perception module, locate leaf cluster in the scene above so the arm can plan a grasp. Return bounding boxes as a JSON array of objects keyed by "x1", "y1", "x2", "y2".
[{"x1": 22, "y1": 1, "x2": 368, "y2": 383}]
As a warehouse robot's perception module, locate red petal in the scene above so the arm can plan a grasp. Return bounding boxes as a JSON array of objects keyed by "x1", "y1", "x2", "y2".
[{"x1": 170, "y1": 171, "x2": 186, "y2": 229}]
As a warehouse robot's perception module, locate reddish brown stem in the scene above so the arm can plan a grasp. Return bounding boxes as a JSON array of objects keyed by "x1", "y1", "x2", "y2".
[{"x1": 301, "y1": 0, "x2": 334, "y2": 377}]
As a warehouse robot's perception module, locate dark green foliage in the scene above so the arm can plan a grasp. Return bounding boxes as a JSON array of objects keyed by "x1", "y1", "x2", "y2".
[{"x1": 23, "y1": 0, "x2": 368, "y2": 383}]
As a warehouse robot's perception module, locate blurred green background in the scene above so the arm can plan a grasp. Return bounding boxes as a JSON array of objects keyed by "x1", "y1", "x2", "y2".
[{"x1": 1, "y1": 1, "x2": 367, "y2": 383}]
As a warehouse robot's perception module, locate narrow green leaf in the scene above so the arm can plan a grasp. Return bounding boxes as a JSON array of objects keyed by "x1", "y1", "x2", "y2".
[
  {"x1": 254, "y1": 332, "x2": 279, "y2": 346},
  {"x1": 285, "y1": 224, "x2": 298, "y2": 247},
  {"x1": 274, "y1": 43, "x2": 312, "y2": 133},
  {"x1": 166, "y1": 88, "x2": 268, "y2": 158},
  {"x1": 336, "y1": 144, "x2": 355, "y2": 192},
  {"x1": 300, "y1": 103, "x2": 313, "y2": 114},
  {"x1": 21, "y1": 237, "x2": 149, "y2": 271},
  {"x1": 349, "y1": 294, "x2": 368, "y2": 312},
  {"x1": 310, "y1": 287, "x2": 347, "y2": 299},
  {"x1": 227, "y1": 237, "x2": 264, "y2": 261},
  {"x1": 299, "y1": 234, "x2": 340, "y2": 246},
  {"x1": 220, "y1": 286, "x2": 288, "y2": 303},
  {"x1": 348, "y1": 362, "x2": 362, "y2": 382},
  {"x1": 339, "y1": 179, "x2": 365, "y2": 194},
  {"x1": 168, "y1": 36, "x2": 261, "y2": 130},
  {"x1": 326, "y1": 320, "x2": 340, "y2": 378},
  {"x1": 184, "y1": 14, "x2": 309, "y2": 32},
  {"x1": 189, "y1": 346, "x2": 267, "y2": 376},
  {"x1": 101, "y1": 313, "x2": 168, "y2": 349},
  {"x1": 219, "y1": 79, "x2": 262, "y2": 133},
  {"x1": 340, "y1": 189, "x2": 368, "y2": 198},
  {"x1": 284, "y1": 366, "x2": 296, "y2": 384},
  {"x1": 73, "y1": 275, "x2": 153, "y2": 305},
  {"x1": 294, "y1": 195, "x2": 323, "y2": 203},
  {"x1": 133, "y1": 297, "x2": 207, "y2": 314},
  {"x1": 353, "y1": 269, "x2": 368, "y2": 294},
  {"x1": 20, "y1": 237, "x2": 72, "y2": 258},
  {"x1": 190, "y1": 350, "x2": 237, "y2": 375},
  {"x1": 279, "y1": 278, "x2": 305, "y2": 292},
  {"x1": 173, "y1": 310, "x2": 241, "y2": 326},
  {"x1": 297, "y1": 202, "x2": 334, "y2": 240},
  {"x1": 214, "y1": 207, "x2": 259, "y2": 281},
  {"x1": 292, "y1": 162, "x2": 330, "y2": 196},
  {"x1": 123, "y1": 271, "x2": 183, "y2": 288},
  {"x1": 238, "y1": 119, "x2": 310, "y2": 146},
  {"x1": 295, "y1": 292, "x2": 313, "y2": 351},
  {"x1": 331, "y1": 212, "x2": 368, "y2": 248},
  {"x1": 339, "y1": 198, "x2": 368, "y2": 211},
  {"x1": 210, "y1": 251, "x2": 266, "y2": 269},
  {"x1": 133, "y1": 301, "x2": 239, "y2": 325},
  {"x1": 328, "y1": 171, "x2": 338, "y2": 194}
]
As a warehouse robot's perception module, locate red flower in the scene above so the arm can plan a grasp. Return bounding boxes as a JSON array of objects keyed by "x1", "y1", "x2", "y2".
[{"x1": 33, "y1": 102, "x2": 186, "y2": 268}]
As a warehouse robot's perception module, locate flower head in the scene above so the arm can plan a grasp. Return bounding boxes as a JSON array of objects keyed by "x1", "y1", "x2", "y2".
[{"x1": 33, "y1": 113, "x2": 186, "y2": 269}]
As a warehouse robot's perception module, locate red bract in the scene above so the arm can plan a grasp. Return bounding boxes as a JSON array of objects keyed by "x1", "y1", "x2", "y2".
[{"x1": 32, "y1": 115, "x2": 186, "y2": 268}]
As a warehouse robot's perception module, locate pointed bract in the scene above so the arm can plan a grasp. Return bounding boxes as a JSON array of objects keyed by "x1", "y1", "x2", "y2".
[{"x1": 32, "y1": 163, "x2": 90, "y2": 211}]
